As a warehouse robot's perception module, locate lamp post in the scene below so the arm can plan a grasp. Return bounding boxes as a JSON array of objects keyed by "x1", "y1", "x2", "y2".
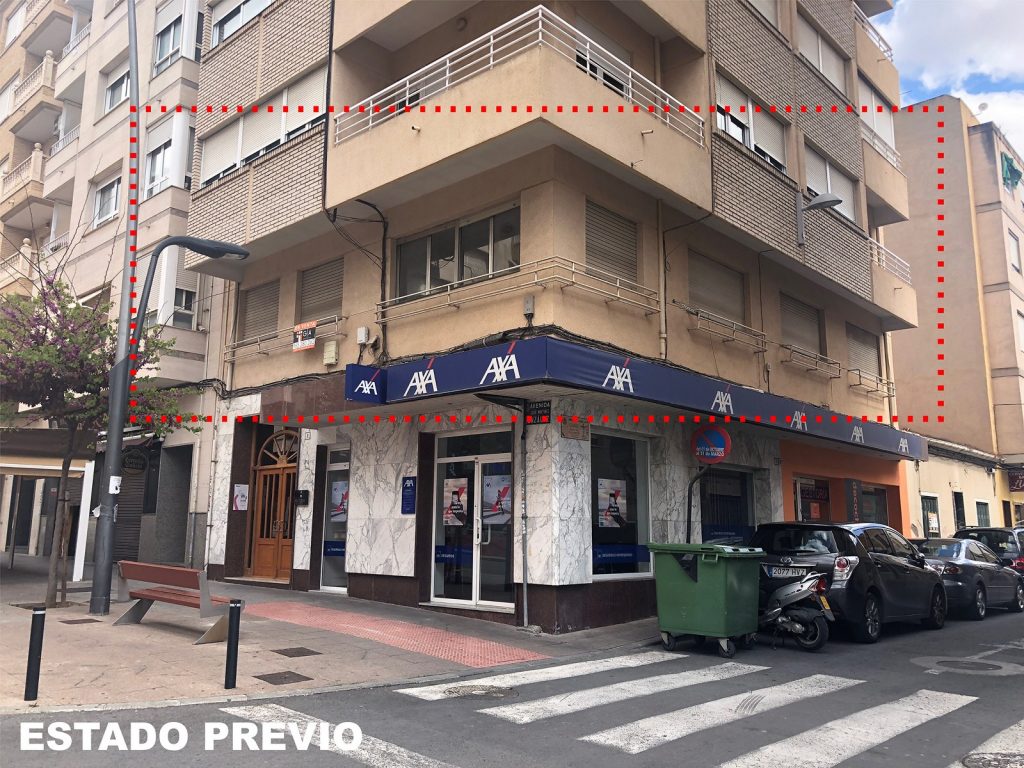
[
  {"x1": 88, "y1": 236, "x2": 248, "y2": 615},
  {"x1": 795, "y1": 191, "x2": 843, "y2": 247}
]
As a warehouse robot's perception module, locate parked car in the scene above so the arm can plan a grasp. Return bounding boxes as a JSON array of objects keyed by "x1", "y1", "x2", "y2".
[
  {"x1": 748, "y1": 522, "x2": 946, "y2": 643},
  {"x1": 911, "y1": 538, "x2": 1024, "y2": 619},
  {"x1": 952, "y1": 527, "x2": 1024, "y2": 576}
]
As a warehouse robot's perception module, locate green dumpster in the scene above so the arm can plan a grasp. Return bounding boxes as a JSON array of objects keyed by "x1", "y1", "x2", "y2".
[{"x1": 648, "y1": 542, "x2": 764, "y2": 658}]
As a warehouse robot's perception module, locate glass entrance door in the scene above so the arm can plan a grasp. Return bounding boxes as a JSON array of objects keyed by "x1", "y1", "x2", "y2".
[{"x1": 321, "y1": 447, "x2": 350, "y2": 590}]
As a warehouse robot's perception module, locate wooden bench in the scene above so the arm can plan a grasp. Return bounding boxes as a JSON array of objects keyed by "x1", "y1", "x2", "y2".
[{"x1": 114, "y1": 561, "x2": 241, "y2": 644}]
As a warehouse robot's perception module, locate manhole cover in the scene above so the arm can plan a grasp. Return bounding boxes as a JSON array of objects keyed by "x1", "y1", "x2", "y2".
[
  {"x1": 271, "y1": 647, "x2": 321, "y2": 658},
  {"x1": 60, "y1": 618, "x2": 100, "y2": 625},
  {"x1": 962, "y1": 753, "x2": 1024, "y2": 768},
  {"x1": 255, "y1": 671, "x2": 313, "y2": 685},
  {"x1": 443, "y1": 685, "x2": 518, "y2": 699},
  {"x1": 938, "y1": 660, "x2": 1002, "y2": 671}
]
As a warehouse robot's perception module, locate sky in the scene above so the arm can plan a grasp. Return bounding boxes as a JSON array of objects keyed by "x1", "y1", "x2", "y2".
[{"x1": 875, "y1": 0, "x2": 1024, "y2": 150}]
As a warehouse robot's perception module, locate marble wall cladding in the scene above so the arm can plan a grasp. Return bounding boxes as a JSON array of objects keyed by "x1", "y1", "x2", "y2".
[
  {"x1": 207, "y1": 394, "x2": 261, "y2": 566},
  {"x1": 291, "y1": 429, "x2": 320, "y2": 572}
]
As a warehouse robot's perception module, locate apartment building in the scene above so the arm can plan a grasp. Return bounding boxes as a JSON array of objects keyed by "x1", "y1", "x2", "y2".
[
  {"x1": 0, "y1": 0, "x2": 221, "y2": 574},
  {"x1": 186, "y1": 0, "x2": 923, "y2": 632},
  {"x1": 887, "y1": 94, "x2": 1024, "y2": 535}
]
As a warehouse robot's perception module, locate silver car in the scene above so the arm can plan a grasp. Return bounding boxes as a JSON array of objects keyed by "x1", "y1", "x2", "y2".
[{"x1": 911, "y1": 538, "x2": 1024, "y2": 620}]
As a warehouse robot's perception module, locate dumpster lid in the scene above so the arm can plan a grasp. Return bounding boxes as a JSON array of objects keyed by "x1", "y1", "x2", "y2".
[{"x1": 647, "y1": 543, "x2": 764, "y2": 557}]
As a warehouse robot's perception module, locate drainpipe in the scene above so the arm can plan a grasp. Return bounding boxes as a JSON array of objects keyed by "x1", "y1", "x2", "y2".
[{"x1": 657, "y1": 200, "x2": 668, "y2": 360}]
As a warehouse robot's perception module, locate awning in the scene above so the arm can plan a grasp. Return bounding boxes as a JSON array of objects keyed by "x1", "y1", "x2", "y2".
[{"x1": 0, "y1": 428, "x2": 96, "y2": 478}]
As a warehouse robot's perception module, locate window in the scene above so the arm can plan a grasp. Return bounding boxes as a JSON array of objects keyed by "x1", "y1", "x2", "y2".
[
  {"x1": 171, "y1": 288, "x2": 196, "y2": 329},
  {"x1": 144, "y1": 141, "x2": 172, "y2": 199},
  {"x1": 715, "y1": 74, "x2": 786, "y2": 172},
  {"x1": 1010, "y1": 231, "x2": 1021, "y2": 273},
  {"x1": 105, "y1": 69, "x2": 130, "y2": 113},
  {"x1": 886, "y1": 530, "x2": 917, "y2": 560},
  {"x1": 5, "y1": 4, "x2": 25, "y2": 47},
  {"x1": 585, "y1": 200, "x2": 637, "y2": 284},
  {"x1": 858, "y1": 76, "x2": 894, "y2": 148},
  {"x1": 797, "y1": 15, "x2": 845, "y2": 92},
  {"x1": 781, "y1": 294, "x2": 824, "y2": 354},
  {"x1": 0, "y1": 77, "x2": 18, "y2": 124},
  {"x1": 805, "y1": 146, "x2": 857, "y2": 222},
  {"x1": 93, "y1": 178, "x2": 121, "y2": 226},
  {"x1": 689, "y1": 252, "x2": 744, "y2": 322},
  {"x1": 1017, "y1": 312, "x2": 1024, "y2": 353},
  {"x1": 574, "y1": 16, "x2": 630, "y2": 97},
  {"x1": 921, "y1": 495, "x2": 940, "y2": 537},
  {"x1": 396, "y1": 207, "x2": 520, "y2": 299},
  {"x1": 237, "y1": 280, "x2": 279, "y2": 341},
  {"x1": 591, "y1": 432, "x2": 650, "y2": 576},
  {"x1": 846, "y1": 323, "x2": 881, "y2": 377},
  {"x1": 199, "y1": 67, "x2": 327, "y2": 184},
  {"x1": 153, "y1": 13, "x2": 182, "y2": 75},
  {"x1": 953, "y1": 491, "x2": 966, "y2": 530},
  {"x1": 748, "y1": 0, "x2": 777, "y2": 26},
  {"x1": 80, "y1": 285, "x2": 111, "y2": 311},
  {"x1": 859, "y1": 528, "x2": 891, "y2": 555},
  {"x1": 185, "y1": 126, "x2": 195, "y2": 189},
  {"x1": 194, "y1": 12, "x2": 204, "y2": 60},
  {"x1": 299, "y1": 259, "x2": 344, "y2": 323},
  {"x1": 976, "y1": 501, "x2": 991, "y2": 527},
  {"x1": 211, "y1": 0, "x2": 272, "y2": 47}
]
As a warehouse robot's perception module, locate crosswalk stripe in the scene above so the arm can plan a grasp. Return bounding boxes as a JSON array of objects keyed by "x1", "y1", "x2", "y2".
[
  {"x1": 221, "y1": 704, "x2": 459, "y2": 768},
  {"x1": 718, "y1": 689, "x2": 978, "y2": 768},
  {"x1": 580, "y1": 674, "x2": 864, "y2": 754},
  {"x1": 948, "y1": 717, "x2": 1024, "y2": 768},
  {"x1": 479, "y1": 661, "x2": 767, "y2": 724},
  {"x1": 395, "y1": 650, "x2": 683, "y2": 701}
]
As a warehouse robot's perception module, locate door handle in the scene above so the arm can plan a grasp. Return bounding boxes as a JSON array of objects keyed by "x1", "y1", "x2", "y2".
[{"x1": 481, "y1": 525, "x2": 492, "y2": 546}]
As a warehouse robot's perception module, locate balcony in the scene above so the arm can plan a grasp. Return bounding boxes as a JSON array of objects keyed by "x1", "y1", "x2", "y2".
[
  {"x1": 854, "y1": 6, "x2": 898, "y2": 105},
  {"x1": 55, "y1": 24, "x2": 88, "y2": 103},
  {"x1": 22, "y1": 0, "x2": 73, "y2": 58},
  {"x1": 862, "y1": 123, "x2": 909, "y2": 226},
  {"x1": 673, "y1": 302, "x2": 768, "y2": 353},
  {"x1": 869, "y1": 237, "x2": 916, "y2": 330},
  {"x1": 44, "y1": 231, "x2": 69, "y2": 254},
  {"x1": 42, "y1": 125, "x2": 77, "y2": 203},
  {"x1": 48, "y1": 124, "x2": 78, "y2": 157},
  {"x1": 227, "y1": 314, "x2": 348, "y2": 363},
  {"x1": 327, "y1": 6, "x2": 710, "y2": 218},
  {"x1": 855, "y1": 0, "x2": 894, "y2": 17},
  {"x1": 60, "y1": 21, "x2": 89, "y2": 60},
  {"x1": 848, "y1": 367, "x2": 895, "y2": 399},
  {"x1": 8, "y1": 53, "x2": 61, "y2": 144},
  {"x1": 1, "y1": 145, "x2": 52, "y2": 229}
]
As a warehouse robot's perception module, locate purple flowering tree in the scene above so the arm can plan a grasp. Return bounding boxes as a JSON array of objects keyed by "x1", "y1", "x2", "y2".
[{"x1": 0, "y1": 274, "x2": 197, "y2": 607}]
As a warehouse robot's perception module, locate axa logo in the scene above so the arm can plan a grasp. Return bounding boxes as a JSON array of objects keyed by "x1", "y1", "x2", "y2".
[
  {"x1": 603, "y1": 360, "x2": 634, "y2": 393},
  {"x1": 851, "y1": 425, "x2": 865, "y2": 444},
  {"x1": 790, "y1": 411, "x2": 807, "y2": 431},
  {"x1": 712, "y1": 390, "x2": 734, "y2": 414},
  {"x1": 898, "y1": 437, "x2": 909, "y2": 454},
  {"x1": 355, "y1": 379, "x2": 378, "y2": 396},
  {"x1": 480, "y1": 354, "x2": 520, "y2": 385},
  {"x1": 404, "y1": 369, "x2": 438, "y2": 397}
]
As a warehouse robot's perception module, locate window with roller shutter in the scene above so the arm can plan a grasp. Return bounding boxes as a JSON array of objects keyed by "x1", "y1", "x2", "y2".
[
  {"x1": 285, "y1": 68, "x2": 327, "y2": 137},
  {"x1": 585, "y1": 201, "x2": 637, "y2": 284},
  {"x1": 689, "y1": 252, "x2": 744, "y2": 322},
  {"x1": 846, "y1": 323, "x2": 881, "y2": 377},
  {"x1": 238, "y1": 280, "x2": 280, "y2": 341},
  {"x1": 299, "y1": 259, "x2": 343, "y2": 323},
  {"x1": 715, "y1": 73, "x2": 786, "y2": 172},
  {"x1": 797, "y1": 15, "x2": 846, "y2": 93},
  {"x1": 747, "y1": 0, "x2": 777, "y2": 26},
  {"x1": 804, "y1": 146, "x2": 857, "y2": 222},
  {"x1": 781, "y1": 294, "x2": 823, "y2": 354}
]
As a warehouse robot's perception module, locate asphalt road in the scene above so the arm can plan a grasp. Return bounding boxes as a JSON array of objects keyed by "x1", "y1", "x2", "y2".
[{"x1": 4, "y1": 609, "x2": 1023, "y2": 768}]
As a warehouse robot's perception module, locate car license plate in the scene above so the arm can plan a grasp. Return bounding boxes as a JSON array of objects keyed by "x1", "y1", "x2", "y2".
[{"x1": 766, "y1": 566, "x2": 804, "y2": 578}]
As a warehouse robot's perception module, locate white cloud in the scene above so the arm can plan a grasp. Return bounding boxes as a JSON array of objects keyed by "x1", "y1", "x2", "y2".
[
  {"x1": 950, "y1": 89, "x2": 1024, "y2": 150},
  {"x1": 876, "y1": 0, "x2": 1024, "y2": 90}
]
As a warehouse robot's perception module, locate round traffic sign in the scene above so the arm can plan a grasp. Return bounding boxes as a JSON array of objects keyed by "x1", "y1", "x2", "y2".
[{"x1": 691, "y1": 425, "x2": 732, "y2": 464}]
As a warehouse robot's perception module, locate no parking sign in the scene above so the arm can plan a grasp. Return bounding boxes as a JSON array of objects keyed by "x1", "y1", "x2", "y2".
[{"x1": 691, "y1": 425, "x2": 732, "y2": 464}]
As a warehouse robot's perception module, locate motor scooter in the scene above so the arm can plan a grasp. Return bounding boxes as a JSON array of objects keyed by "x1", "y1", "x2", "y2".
[{"x1": 756, "y1": 570, "x2": 834, "y2": 651}]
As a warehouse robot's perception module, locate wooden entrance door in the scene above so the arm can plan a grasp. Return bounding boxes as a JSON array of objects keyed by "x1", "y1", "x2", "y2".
[{"x1": 249, "y1": 431, "x2": 299, "y2": 580}]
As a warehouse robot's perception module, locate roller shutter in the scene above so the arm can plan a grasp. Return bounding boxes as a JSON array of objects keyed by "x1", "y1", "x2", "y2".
[
  {"x1": 847, "y1": 323, "x2": 880, "y2": 376},
  {"x1": 174, "y1": 245, "x2": 198, "y2": 292},
  {"x1": 585, "y1": 201, "x2": 637, "y2": 284},
  {"x1": 200, "y1": 121, "x2": 239, "y2": 182},
  {"x1": 805, "y1": 147, "x2": 828, "y2": 196},
  {"x1": 241, "y1": 92, "x2": 283, "y2": 159},
  {"x1": 285, "y1": 67, "x2": 327, "y2": 134},
  {"x1": 299, "y1": 259, "x2": 343, "y2": 323},
  {"x1": 155, "y1": 0, "x2": 182, "y2": 32},
  {"x1": 716, "y1": 74, "x2": 749, "y2": 123},
  {"x1": 689, "y1": 252, "x2": 744, "y2": 322},
  {"x1": 781, "y1": 294, "x2": 822, "y2": 353},
  {"x1": 753, "y1": 111, "x2": 786, "y2": 164},
  {"x1": 239, "y1": 280, "x2": 279, "y2": 340},
  {"x1": 830, "y1": 166, "x2": 857, "y2": 221},
  {"x1": 819, "y1": 38, "x2": 846, "y2": 92}
]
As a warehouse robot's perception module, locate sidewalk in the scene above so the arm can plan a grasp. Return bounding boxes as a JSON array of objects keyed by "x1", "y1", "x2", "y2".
[{"x1": 0, "y1": 557, "x2": 657, "y2": 713}]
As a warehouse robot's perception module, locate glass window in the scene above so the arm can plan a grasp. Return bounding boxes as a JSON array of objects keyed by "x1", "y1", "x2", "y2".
[
  {"x1": 1011, "y1": 231, "x2": 1022, "y2": 273},
  {"x1": 976, "y1": 501, "x2": 991, "y2": 527},
  {"x1": 145, "y1": 140, "x2": 172, "y2": 199},
  {"x1": 859, "y1": 76, "x2": 894, "y2": 148},
  {"x1": 94, "y1": 178, "x2": 121, "y2": 225},
  {"x1": 976, "y1": 544, "x2": 1000, "y2": 565},
  {"x1": 0, "y1": 78, "x2": 18, "y2": 124},
  {"x1": 171, "y1": 288, "x2": 196, "y2": 329},
  {"x1": 322, "y1": 449, "x2": 350, "y2": 589},
  {"x1": 749, "y1": 526, "x2": 838, "y2": 554},
  {"x1": 5, "y1": 4, "x2": 25, "y2": 47},
  {"x1": 916, "y1": 539, "x2": 960, "y2": 558},
  {"x1": 492, "y1": 208, "x2": 521, "y2": 273},
  {"x1": 211, "y1": 0, "x2": 272, "y2": 47},
  {"x1": 805, "y1": 146, "x2": 857, "y2": 222},
  {"x1": 429, "y1": 228, "x2": 457, "y2": 288},
  {"x1": 921, "y1": 495, "x2": 940, "y2": 537},
  {"x1": 859, "y1": 528, "x2": 891, "y2": 554},
  {"x1": 154, "y1": 17, "x2": 182, "y2": 75},
  {"x1": 798, "y1": 15, "x2": 845, "y2": 93},
  {"x1": 1018, "y1": 312, "x2": 1024, "y2": 353},
  {"x1": 591, "y1": 433, "x2": 650, "y2": 576},
  {"x1": 105, "y1": 70, "x2": 130, "y2": 113},
  {"x1": 397, "y1": 237, "x2": 428, "y2": 297},
  {"x1": 716, "y1": 74, "x2": 786, "y2": 173},
  {"x1": 748, "y1": 0, "x2": 777, "y2": 26},
  {"x1": 886, "y1": 530, "x2": 916, "y2": 559},
  {"x1": 460, "y1": 219, "x2": 490, "y2": 282}
]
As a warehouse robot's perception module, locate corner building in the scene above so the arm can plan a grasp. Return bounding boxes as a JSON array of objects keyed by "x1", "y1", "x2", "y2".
[{"x1": 188, "y1": 0, "x2": 926, "y2": 632}]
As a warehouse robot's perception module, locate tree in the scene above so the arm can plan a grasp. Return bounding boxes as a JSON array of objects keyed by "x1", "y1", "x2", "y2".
[{"x1": 0, "y1": 272, "x2": 198, "y2": 607}]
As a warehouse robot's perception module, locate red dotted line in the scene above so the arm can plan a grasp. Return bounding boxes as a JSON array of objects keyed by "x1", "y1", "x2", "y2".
[
  {"x1": 936, "y1": 106, "x2": 946, "y2": 421},
  {"x1": 133, "y1": 103, "x2": 932, "y2": 115}
]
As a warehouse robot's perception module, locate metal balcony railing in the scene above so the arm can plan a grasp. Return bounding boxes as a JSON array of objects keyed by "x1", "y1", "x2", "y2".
[
  {"x1": 376, "y1": 256, "x2": 659, "y2": 325},
  {"x1": 673, "y1": 301, "x2": 768, "y2": 352},
  {"x1": 869, "y1": 237, "x2": 912, "y2": 285},
  {"x1": 226, "y1": 314, "x2": 348, "y2": 362},
  {"x1": 334, "y1": 5, "x2": 704, "y2": 148},
  {"x1": 861, "y1": 122, "x2": 901, "y2": 171},
  {"x1": 848, "y1": 367, "x2": 895, "y2": 398},
  {"x1": 781, "y1": 345, "x2": 842, "y2": 378},
  {"x1": 62, "y1": 23, "x2": 91, "y2": 58},
  {"x1": 855, "y1": 5, "x2": 894, "y2": 62},
  {"x1": 12, "y1": 53, "x2": 56, "y2": 109},
  {"x1": 49, "y1": 124, "x2": 79, "y2": 156}
]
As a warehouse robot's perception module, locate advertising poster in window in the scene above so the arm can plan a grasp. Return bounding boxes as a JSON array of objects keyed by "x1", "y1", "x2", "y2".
[
  {"x1": 330, "y1": 480, "x2": 349, "y2": 523},
  {"x1": 443, "y1": 479, "x2": 468, "y2": 527},
  {"x1": 482, "y1": 475, "x2": 512, "y2": 525},
  {"x1": 597, "y1": 478, "x2": 628, "y2": 528}
]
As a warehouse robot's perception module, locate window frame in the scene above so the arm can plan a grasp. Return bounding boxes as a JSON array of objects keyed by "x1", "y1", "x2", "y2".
[
  {"x1": 4, "y1": 3, "x2": 25, "y2": 47},
  {"x1": 93, "y1": 177, "x2": 122, "y2": 227},
  {"x1": 715, "y1": 75, "x2": 787, "y2": 173},
  {"x1": 171, "y1": 287, "x2": 196, "y2": 329},
  {"x1": 589, "y1": 428, "x2": 652, "y2": 581},
  {"x1": 975, "y1": 500, "x2": 991, "y2": 527},
  {"x1": 104, "y1": 68, "x2": 131, "y2": 113},
  {"x1": 920, "y1": 493, "x2": 940, "y2": 537},
  {"x1": 153, "y1": 15, "x2": 183, "y2": 76},
  {"x1": 1010, "y1": 230, "x2": 1021, "y2": 273},
  {"x1": 144, "y1": 139, "x2": 173, "y2": 199},
  {"x1": 846, "y1": 322, "x2": 882, "y2": 378},
  {"x1": 805, "y1": 145, "x2": 858, "y2": 223},
  {"x1": 1017, "y1": 311, "x2": 1024, "y2": 353},
  {"x1": 798, "y1": 14, "x2": 846, "y2": 93},
  {"x1": 780, "y1": 292, "x2": 825, "y2": 355},
  {"x1": 210, "y1": 0, "x2": 272, "y2": 48}
]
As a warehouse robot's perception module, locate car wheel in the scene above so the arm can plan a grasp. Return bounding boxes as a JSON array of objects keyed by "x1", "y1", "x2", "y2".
[
  {"x1": 923, "y1": 587, "x2": 947, "y2": 629},
  {"x1": 1008, "y1": 582, "x2": 1024, "y2": 613},
  {"x1": 967, "y1": 583, "x2": 986, "y2": 621},
  {"x1": 854, "y1": 592, "x2": 882, "y2": 643}
]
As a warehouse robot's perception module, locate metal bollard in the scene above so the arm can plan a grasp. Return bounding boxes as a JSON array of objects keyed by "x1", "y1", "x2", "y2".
[
  {"x1": 224, "y1": 599, "x2": 242, "y2": 690},
  {"x1": 24, "y1": 606, "x2": 46, "y2": 701}
]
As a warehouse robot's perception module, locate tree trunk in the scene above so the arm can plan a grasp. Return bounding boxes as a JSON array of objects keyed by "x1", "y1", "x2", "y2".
[{"x1": 45, "y1": 423, "x2": 78, "y2": 608}]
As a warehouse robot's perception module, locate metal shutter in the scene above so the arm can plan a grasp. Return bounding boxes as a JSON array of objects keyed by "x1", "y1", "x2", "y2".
[
  {"x1": 847, "y1": 324, "x2": 880, "y2": 376},
  {"x1": 819, "y1": 38, "x2": 846, "y2": 92},
  {"x1": 716, "y1": 74, "x2": 749, "y2": 123},
  {"x1": 241, "y1": 92, "x2": 283, "y2": 158},
  {"x1": 689, "y1": 252, "x2": 744, "y2": 322},
  {"x1": 211, "y1": 0, "x2": 244, "y2": 25},
  {"x1": 585, "y1": 201, "x2": 637, "y2": 284},
  {"x1": 797, "y1": 15, "x2": 817, "y2": 59},
  {"x1": 239, "y1": 280, "x2": 279, "y2": 340},
  {"x1": 748, "y1": 0, "x2": 777, "y2": 25},
  {"x1": 299, "y1": 258, "x2": 343, "y2": 323},
  {"x1": 113, "y1": 467, "x2": 145, "y2": 562},
  {"x1": 155, "y1": 0, "x2": 182, "y2": 32},
  {"x1": 753, "y1": 111, "x2": 785, "y2": 163},
  {"x1": 285, "y1": 67, "x2": 327, "y2": 133},
  {"x1": 805, "y1": 147, "x2": 828, "y2": 195},
  {"x1": 145, "y1": 114, "x2": 174, "y2": 156},
  {"x1": 200, "y1": 121, "x2": 239, "y2": 182},
  {"x1": 830, "y1": 166, "x2": 857, "y2": 221},
  {"x1": 174, "y1": 245, "x2": 198, "y2": 292},
  {"x1": 781, "y1": 294, "x2": 822, "y2": 353}
]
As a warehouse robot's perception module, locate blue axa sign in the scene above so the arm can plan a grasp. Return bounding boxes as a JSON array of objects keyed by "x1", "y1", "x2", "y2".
[{"x1": 344, "y1": 364, "x2": 387, "y2": 403}]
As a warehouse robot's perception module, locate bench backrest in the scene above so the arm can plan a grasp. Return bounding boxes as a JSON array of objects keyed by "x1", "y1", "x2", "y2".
[{"x1": 118, "y1": 560, "x2": 202, "y2": 590}]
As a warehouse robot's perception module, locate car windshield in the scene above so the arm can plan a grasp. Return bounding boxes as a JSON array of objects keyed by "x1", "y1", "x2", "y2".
[
  {"x1": 959, "y1": 530, "x2": 1013, "y2": 553},
  {"x1": 750, "y1": 527, "x2": 838, "y2": 555},
  {"x1": 915, "y1": 540, "x2": 961, "y2": 558}
]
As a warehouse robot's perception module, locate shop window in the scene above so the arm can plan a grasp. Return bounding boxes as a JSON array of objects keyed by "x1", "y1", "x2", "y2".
[
  {"x1": 976, "y1": 500, "x2": 990, "y2": 527},
  {"x1": 797, "y1": 477, "x2": 831, "y2": 522},
  {"x1": 700, "y1": 469, "x2": 753, "y2": 543},
  {"x1": 921, "y1": 494, "x2": 940, "y2": 537},
  {"x1": 860, "y1": 485, "x2": 888, "y2": 524},
  {"x1": 591, "y1": 433, "x2": 650, "y2": 576},
  {"x1": 321, "y1": 446, "x2": 350, "y2": 590}
]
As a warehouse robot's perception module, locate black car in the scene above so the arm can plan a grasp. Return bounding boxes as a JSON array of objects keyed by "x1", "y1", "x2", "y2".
[
  {"x1": 749, "y1": 522, "x2": 946, "y2": 643},
  {"x1": 911, "y1": 538, "x2": 1024, "y2": 619},
  {"x1": 952, "y1": 527, "x2": 1024, "y2": 576}
]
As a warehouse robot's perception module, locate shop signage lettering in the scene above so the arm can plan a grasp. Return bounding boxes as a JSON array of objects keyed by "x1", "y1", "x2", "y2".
[
  {"x1": 800, "y1": 485, "x2": 830, "y2": 502},
  {"x1": 1010, "y1": 471, "x2": 1024, "y2": 493},
  {"x1": 898, "y1": 438, "x2": 909, "y2": 454},
  {"x1": 121, "y1": 451, "x2": 147, "y2": 474},
  {"x1": 711, "y1": 390, "x2": 734, "y2": 414},
  {"x1": 323, "y1": 540, "x2": 346, "y2": 557},
  {"x1": 692, "y1": 425, "x2": 732, "y2": 464},
  {"x1": 526, "y1": 400, "x2": 551, "y2": 422},
  {"x1": 603, "y1": 362, "x2": 634, "y2": 392},
  {"x1": 400, "y1": 477, "x2": 416, "y2": 515},
  {"x1": 851, "y1": 425, "x2": 865, "y2": 443},
  {"x1": 344, "y1": 364, "x2": 387, "y2": 404},
  {"x1": 790, "y1": 411, "x2": 807, "y2": 431},
  {"x1": 593, "y1": 544, "x2": 650, "y2": 564},
  {"x1": 405, "y1": 369, "x2": 438, "y2": 397},
  {"x1": 479, "y1": 354, "x2": 521, "y2": 385},
  {"x1": 292, "y1": 321, "x2": 316, "y2": 352},
  {"x1": 845, "y1": 479, "x2": 863, "y2": 523}
]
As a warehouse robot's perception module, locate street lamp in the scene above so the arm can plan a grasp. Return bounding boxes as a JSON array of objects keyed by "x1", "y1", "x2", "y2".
[
  {"x1": 795, "y1": 191, "x2": 843, "y2": 246},
  {"x1": 88, "y1": 235, "x2": 248, "y2": 615}
]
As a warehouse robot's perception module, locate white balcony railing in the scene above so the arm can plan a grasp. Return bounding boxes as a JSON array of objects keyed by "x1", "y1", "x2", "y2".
[
  {"x1": 62, "y1": 23, "x2": 91, "y2": 58},
  {"x1": 12, "y1": 52, "x2": 56, "y2": 110},
  {"x1": 49, "y1": 124, "x2": 79, "y2": 156},
  {"x1": 781, "y1": 345, "x2": 842, "y2": 378},
  {"x1": 869, "y1": 236, "x2": 912, "y2": 285},
  {"x1": 334, "y1": 5, "x2": 704, "y2": 148},
  {"x1": 861, "y1": 122, "x2": 901, "y2": 171},
  {"x1": 855, "y1": 5, "x2": 894, "y2": 62},
  {"x1": 848, "y1": 367, "x2": 895, "y2": 399},
  {"x1": 45, "y1": 231, "x2": 70, "y2": 253}
]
